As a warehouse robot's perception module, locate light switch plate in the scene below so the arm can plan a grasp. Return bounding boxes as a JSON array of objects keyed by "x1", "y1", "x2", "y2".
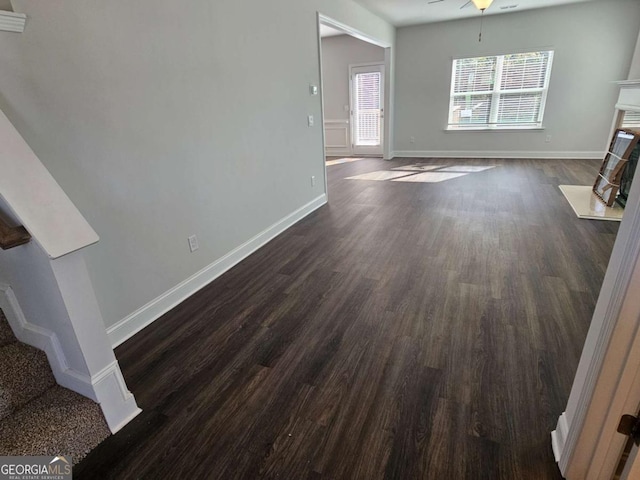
[{"x1": 188, "y1": 235, "x2": 199, "y2": 252}]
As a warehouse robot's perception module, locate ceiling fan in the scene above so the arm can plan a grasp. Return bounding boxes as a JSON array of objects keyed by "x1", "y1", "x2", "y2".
[
  {"x1": 427, "y1": 0, "x2": 495, "y2": 42},
  {"x1": 427, "y1": 0, "x2": 494, "y2": 12}
]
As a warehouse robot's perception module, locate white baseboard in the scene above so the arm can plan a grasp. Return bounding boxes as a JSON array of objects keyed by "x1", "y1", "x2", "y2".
[
  {"x1": 91, "y1": 361, "x2": 142, "y2": 433},
  {"x1": 0, "y1": 284, "x2": 141, "y2": 433},
  {"x1": 326, "y1": 149, "x2": 352, "y2": 157},
  {"x1": 59, "y1": 360, "x2": 141, "y2": 433},
  {"x1": 393, "y1": 150, "x2": 604, "y2": 160},
  {"x1": 107, "y1": 193, "x2": 328, "y2": 348},
  {"x1": 551, "y1": 412, "x2": 570, "y2": 463}
]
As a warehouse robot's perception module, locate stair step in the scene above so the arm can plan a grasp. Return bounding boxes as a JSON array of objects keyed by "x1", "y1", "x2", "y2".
[
  {"x1": 0, "y1": 343, "x2": 56, "y2": 420},
  {"x1": 0, "y1": 385, "x2": 110, "y2": 464},
  {"x1": 0, "y1": 309, "x2": 17, "y2": 347}
]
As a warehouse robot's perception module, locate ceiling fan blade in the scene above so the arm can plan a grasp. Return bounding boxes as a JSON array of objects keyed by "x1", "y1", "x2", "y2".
[
  {"x1": 428, "y1": 0, "x2": 445, "y2": 4},
  {"x1": 460, "y1": 0, "x2": 472, "y2": 8}
]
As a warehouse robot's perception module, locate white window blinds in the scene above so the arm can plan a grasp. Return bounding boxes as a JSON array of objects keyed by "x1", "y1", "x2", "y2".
[
  {"x1": 354, "y1": 72, "x2": 382, "y2": 146},
  {"x1": 449, "y1": 50, "x2": 554, "y2": 130}
]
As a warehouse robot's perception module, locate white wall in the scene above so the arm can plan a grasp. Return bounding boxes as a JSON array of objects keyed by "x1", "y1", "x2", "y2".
[
  {"x1": 0, "y1": 0, "x2": 394, "y2": 341},
  {"x1": 321, "y1": 34, "x2": 385, "y2": 157},
  {"x1": 629, "y1": 28, "x2": 640, "y2": 80},
  {"x1": 321, "y1": 35, "x2": 385, "y2": 120},
  {"x1": 394, "y1": 0, "x2": 640, "y2": 158}
]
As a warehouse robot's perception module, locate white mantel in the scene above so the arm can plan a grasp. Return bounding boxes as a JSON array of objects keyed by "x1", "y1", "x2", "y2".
[{"x1": 616, "y1": 80, "x2": 640, "y2": 112}]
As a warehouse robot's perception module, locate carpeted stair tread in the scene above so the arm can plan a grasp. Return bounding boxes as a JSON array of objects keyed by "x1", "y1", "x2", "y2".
[
  {"x1": 0, "y1": 343, "x2": 56, "y2": 420},
  {"x1": 0, "y1": 385, "x2": 110, "y2": 464},
  {"x1": 0, "y1": 310, "x2": 16, "y2": 347}
]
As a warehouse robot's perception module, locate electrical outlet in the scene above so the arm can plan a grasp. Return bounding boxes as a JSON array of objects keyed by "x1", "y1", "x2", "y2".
[
  {"x1": 188, "y1": 235, "x2": 199, "y2": 253},
  {"x1": 545, "y1": 135, "x2": 552, "y2": 143},
  {"x1": 308, "y1": 115, "x2": 314, "y2": 127},
  {"x1": 311, "y1": 175, "x2": 316, "y2": 187},
  {"x1": 410, "y1": 136, "x2": 415, "y2": 144}
]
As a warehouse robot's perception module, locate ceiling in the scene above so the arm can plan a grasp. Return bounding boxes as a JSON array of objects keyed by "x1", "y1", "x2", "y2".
[{"x1": 354, "y1": 0, "x2": 597, "y2": 27}]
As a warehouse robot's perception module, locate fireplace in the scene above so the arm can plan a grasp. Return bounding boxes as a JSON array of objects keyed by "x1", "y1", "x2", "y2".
[{"x1": 613, "y1": 80, "x2": 640, "y2": 208}]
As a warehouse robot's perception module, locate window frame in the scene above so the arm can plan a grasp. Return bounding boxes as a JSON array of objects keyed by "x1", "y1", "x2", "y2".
[{"x1": 447, "y1": 50, "x2": 554, "y2": 131}]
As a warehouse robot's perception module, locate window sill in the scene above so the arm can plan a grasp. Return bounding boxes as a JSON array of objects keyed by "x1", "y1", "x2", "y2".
[{"x1": 444, "y1": 126, "x2": 546, "y2": 133}]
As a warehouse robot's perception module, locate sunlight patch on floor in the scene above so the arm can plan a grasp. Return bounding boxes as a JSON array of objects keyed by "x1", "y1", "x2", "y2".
[
  {"x1": 439, "y1": 165, "x2": 496, "y2": 173},
  {"x1": 326, "y1": 157, "x2": 368, "y2": 166},
  {"x1": 345, "y1": 163, "x2": 497, "y2": 183},
  {"x1": 391, "y1": 165, "x2": 445, "y2": 172},
  {"x1": 392, "y1": 172, "x2": 468, "y2": 183},
  {"x1": 345, "y1": 171, "x2": 414, "y2": 181}
]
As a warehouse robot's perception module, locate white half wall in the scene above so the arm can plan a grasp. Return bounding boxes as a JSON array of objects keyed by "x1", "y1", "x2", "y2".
[
  {"x1": 0, "y1": 0, "x2": 394, "y2": 335},
  {"x1": 0, "y1": 107, "x2": 98, "y2": 259},
  {"x1": 0, "y1": 239, "x2": 140, "y2": 432},
  {"x1": 393, "y1": 0, "x2": 640, "y2": 157}
]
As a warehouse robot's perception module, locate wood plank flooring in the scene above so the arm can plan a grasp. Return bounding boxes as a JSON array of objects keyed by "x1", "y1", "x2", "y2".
[{"x1": 76, "y1": 158, "x2": 619, "y2": 479}]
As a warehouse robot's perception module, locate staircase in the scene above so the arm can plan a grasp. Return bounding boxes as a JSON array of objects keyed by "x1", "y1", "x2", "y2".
[{"x1": 0, "y1": 309, "x2": 110, "y2": 464}]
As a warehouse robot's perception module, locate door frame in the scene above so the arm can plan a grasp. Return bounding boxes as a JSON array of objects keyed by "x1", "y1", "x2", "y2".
[
  {"x1": 349, "y1": 62, "x2": 385, "y2": 157},
  {"x1": 552, "y1": 96, "x2": 640, "y2": 478},
  {"x1": 316, "y1": 13, "x2": 394, "y2": 185}
]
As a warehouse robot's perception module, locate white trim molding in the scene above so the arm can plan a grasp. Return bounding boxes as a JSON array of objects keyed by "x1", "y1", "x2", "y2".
[
  {"x1": 0, "y1": 284, "x2": 141, "y2": 433},
  {"x1": 0, "y1": 284, "x2": 71, "y2": 386},
  {"x1": 616, "y1": 87, "x2": 640, "y2": 112},
  {"x1": 394, "y1": 150, "x2": 603, "y2": 160},
  {"x1": 0, "y1": 11, "x2": 26, "y2": 33},
  {"x1": 108, "y1": 193, "x2": 328, "y2": 347},
  {"x1": 551, "y1": 412, "x2": 569, "y2": 462},
  {"x1": 317, "y1": 13, "x2": 391, "y2": 49},
  {"x1": 324, "y1": 119, "x2": 351, "y2": 157},
  {"x1": 615, "y1": 80, "x2": 640, "y2": 87},
  {"x1": 91, "y1": 361, "x2": 141, "y2": 433}
]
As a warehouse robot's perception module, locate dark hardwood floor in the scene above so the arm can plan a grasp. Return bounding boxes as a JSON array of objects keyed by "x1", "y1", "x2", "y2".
[{"x1": 77, "y1": 158, "x2": 619, "y2": 479}]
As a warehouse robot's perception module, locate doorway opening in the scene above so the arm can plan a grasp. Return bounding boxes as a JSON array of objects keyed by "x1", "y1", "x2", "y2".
[
  {"x1": 350, "y1": 63, "x2": 385, "y2": 156},
  {"x1": 317, "y1": 15, "x2": 391, "y2": 167}
]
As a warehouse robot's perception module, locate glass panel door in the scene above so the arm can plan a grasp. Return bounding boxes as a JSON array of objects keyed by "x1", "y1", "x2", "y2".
[{"x1": 350, "y1": 64, "x2": 384, "y2": 155}]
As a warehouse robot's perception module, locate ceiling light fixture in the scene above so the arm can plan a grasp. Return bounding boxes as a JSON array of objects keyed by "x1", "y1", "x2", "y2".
[
  {"x1": 471, "y1": 0, "x2": 493, "y2": 10},
  {"x1": 471, "y1": 0, "x2": 493, "y2": 42}
]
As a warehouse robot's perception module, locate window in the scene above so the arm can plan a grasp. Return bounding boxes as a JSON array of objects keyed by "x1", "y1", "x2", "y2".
[
  {"x1": 621, "y1": 110, "x2": 640, "y2": 129},
  {"x1": 448, "y1": 50, "x2": 554, "y2": 130},
  {"x1": 353, "y1": 70, "x2": 382, "y2": 147}
]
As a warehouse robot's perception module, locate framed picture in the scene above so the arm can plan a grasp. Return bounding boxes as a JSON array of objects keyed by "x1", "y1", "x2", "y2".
[{"x1": 593, "y1": 129, "x2": 640, "y2": 207}]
